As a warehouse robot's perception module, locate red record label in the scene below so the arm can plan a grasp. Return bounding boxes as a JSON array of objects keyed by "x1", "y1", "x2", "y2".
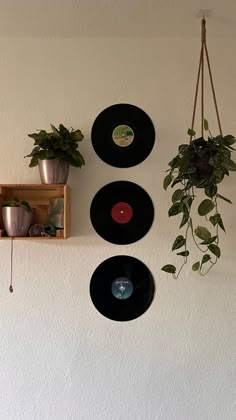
[{"x1": 111, "y1": 202, "x2": 133, "y2": 224}]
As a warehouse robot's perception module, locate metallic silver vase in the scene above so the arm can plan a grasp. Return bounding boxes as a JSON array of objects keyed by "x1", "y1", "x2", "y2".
[
  {"x1": 2, "y1": 207, "x2": 33, "y2": 237},
  {"x1": 38, "y1": 159, "x2": 69, "y2": 184}
]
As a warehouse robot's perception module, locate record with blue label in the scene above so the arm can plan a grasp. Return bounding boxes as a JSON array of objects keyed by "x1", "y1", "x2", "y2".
[
  {"x1": 91, "y1": 103, "x2": 155, "y2": 168},
  {"x1": 90, "y1": 181, "x2": 154, "y2": 245},
  {"x1": 90, "y1": 255, "x2": 155, "y2": 321}
]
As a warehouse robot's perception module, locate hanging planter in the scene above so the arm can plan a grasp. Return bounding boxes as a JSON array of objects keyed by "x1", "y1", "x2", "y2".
[{"x1": 162, "y1": 19, "x2": 236, "y2": 277}]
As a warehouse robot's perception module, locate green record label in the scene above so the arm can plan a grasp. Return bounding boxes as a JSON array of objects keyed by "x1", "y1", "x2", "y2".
[{"x1": 112, "y1": 125, "x2": 134, "y2": 147}]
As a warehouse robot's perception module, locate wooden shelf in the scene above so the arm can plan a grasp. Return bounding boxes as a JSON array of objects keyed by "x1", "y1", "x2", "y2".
[{"x1": 0, "y1": 184, "x2": 70, "y2": 239}]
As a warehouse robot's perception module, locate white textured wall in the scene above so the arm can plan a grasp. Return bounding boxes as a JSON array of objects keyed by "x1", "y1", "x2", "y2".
[{"x1": 0, "y1": 37, "x2": 235, "y2": 420}]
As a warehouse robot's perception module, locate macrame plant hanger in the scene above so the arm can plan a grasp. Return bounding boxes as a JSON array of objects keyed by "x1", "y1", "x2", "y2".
[{"x1": 190, "y1": 18, "x2": 223, "y2": 142}]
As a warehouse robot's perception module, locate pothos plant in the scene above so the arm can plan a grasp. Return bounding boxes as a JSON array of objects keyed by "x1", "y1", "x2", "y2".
[
  {"x1": 25, "y1": 124, "x2": 85, "y2": 168},
  {"x1": 161, "y1": 119, "x2": 236, "y2": 277},
  {"x1": 2, "y1": 197, "x2": 32, "y2": 212}
]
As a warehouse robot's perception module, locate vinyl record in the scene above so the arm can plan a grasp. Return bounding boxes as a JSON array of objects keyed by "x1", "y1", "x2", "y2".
[
  {"x1": 90, "y1": 255, "x2": 155, "y2": 321},
  {"x1": 90, "y1": 181, "x2": 154, "y2": 245},
  {"x1": 91, "y1": 103, "x2": 155, "y2": 168}
]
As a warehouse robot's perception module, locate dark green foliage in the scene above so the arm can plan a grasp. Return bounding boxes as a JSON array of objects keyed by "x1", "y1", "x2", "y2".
[
  {"x1": 208, "y1": 244, "x2": 221, "y2": 258},
  {"x1": 192, "y1": 261, "x2": 200, "y2": 271},
  {"x1": 25, "y1": 124, "x2": 85, "y2": 168},
  {"x1": 201, "y1": 254, "x2": 211, "y2": 267},
  {"x1": 198, "y1": 199, "x2": 215, "y2": 216},
  {"x1": 172, "y1": 235, "x2": 186, "y2": 250},
  {"x1": 194, "y1": 226, "x2": 211, "y2": 241},
  {"x1": 162, "y1": 123, "x2": 235, "y2": 277},
  {"x1": 161, "y1": 264, "x2": 176, "y2": 274},
  {"x1": 2, "y1": 198, "x2": 32, "y2": 212},
  {"x1": 163, "y1": 174, "x2": 173, "y2": 190},
  {"x1": 177, "y1": 250, "x2": 189, "y2": 257}
]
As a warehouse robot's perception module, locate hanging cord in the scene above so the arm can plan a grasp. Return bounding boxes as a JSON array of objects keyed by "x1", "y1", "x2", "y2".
[
  {"x1": 204, "y1": 42, "x2": 223, "y2": 136},
  {"x1": 190, "y1": 45, "x2": 203, "y2": 142},
  {"x1": 190, "y1": 18, "x2": 223, "y2": 142},
  {"x1": 9, "y1": 238, "x2": 13, "y2": 293}
]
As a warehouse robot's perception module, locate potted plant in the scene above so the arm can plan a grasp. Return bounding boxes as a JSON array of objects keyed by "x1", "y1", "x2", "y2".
[
  {"x1": 2, "y1": 198, "x2": 33, "y2": 237},
  {"x1": 25, "y1": 124, "x2": 85, "y2": 184},
  {"x1": 161, "y1": 120, "x2": 236, "y2": 277}
]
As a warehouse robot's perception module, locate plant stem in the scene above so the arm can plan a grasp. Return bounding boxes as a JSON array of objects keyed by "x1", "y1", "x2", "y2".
[{"x1": 173, "y1": 221, "x2": 190, "y2": 279}]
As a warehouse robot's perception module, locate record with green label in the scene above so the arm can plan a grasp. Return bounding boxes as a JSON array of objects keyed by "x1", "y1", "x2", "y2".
[{"x1": 91, "y1": 103, "x2": 155, "y2": 167}]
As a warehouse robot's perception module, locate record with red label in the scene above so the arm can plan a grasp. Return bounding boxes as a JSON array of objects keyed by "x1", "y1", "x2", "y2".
[
  {"x1": 90, "y1": 181, "x2": 154, "y2": 245},
  {"x1": 91, "y1": 103, "x2": 155, "y2": 168},
  {"x1": 90, "y1": 255, "x2": 155, "y2": 321}
]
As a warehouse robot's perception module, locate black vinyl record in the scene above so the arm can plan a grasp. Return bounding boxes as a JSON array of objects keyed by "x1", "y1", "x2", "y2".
[
  {"x1": 90, "y1": 255, "x2": 155, "y2": 321},
  {"x1": 90, "y1": 181, "x2": 154, "y2": 245},
  {"x1": 91, "y1": 103, "x2": 155, "y2": 168}
]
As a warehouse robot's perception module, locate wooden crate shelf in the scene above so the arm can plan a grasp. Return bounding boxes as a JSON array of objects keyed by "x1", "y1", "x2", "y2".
[{"x1": 0, "y1": 184, "x2": 70, "y2": 239}]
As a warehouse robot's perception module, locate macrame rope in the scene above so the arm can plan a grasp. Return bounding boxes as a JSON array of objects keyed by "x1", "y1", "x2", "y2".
[
  {"x1": 201, "y1": 40, "x2": 204, "y2": 138},
  {"x1": 204, "y1": 43, "x2": 223, "y2": 136},
  {"x1": 190, "y1": 18, "x2": 223, "y2": 143},
  {"x1": 190, "y1": 46, "x2": 203, "y2": 142}
]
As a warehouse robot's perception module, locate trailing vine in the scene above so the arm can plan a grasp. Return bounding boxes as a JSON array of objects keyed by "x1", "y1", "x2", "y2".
[{"x1": 162, "y1": 121, "x2": 236, "y2": 277}]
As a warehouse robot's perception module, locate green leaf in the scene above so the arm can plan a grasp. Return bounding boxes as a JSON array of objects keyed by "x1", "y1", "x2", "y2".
[
  {"x1": 201, "y1": 254, "x2": 211, "y2": 266},
  {"x1": 205, "y1": 184, "x2": 217, "y2": 198},
  {"x1": 21, "y1": 201, "x2": 32, "y2": 212},
  {"x1": 217, "y1": 216, "x2": 225, "y2": 232},
  {"x1": 168, "y1": 202, "x2": 183, "y2": 217},
  {"x1": 212, "y1": 168, "x2": 225, "y2": 184},
  {"x1": 221, "y1": 148, "x2": 231, "y2": 161},
  {"x1": 171, "y1": 177, "x2": 183, "y2": 188},
  {"x1": 172, "y1": 235, "x2": 186, "y2": 251},
  {"x1": 194, "y1": 226, "x2": 211, "y2": 241},
  {"x1": 192, "y1": 262, "x2": 200, "y2": 271},
  {"x1": 177, "y1": 250, "x2": 189, "y2": 257},
  {"x1": 216, "y1": 193, "x2": 232, "y2": 204},
  {"x1": 161, "y1": 265, "x2": 176, "y2": 274},
  {"x1": 29, "y1": 155, "x2": 39, "y2": 167},
  {"x1": 168, "y1": 156, "x2": 181, "y2": 169},
  {"x1": 222, "y1": 135, "x2": 236, "y2": 146},
  {"x1": 204, "y1": 119, "x2": 209, "y2": 131},
  {"x1": 70, "y1": 130, "x2": 84, "y2": 142},
  {"x1": 222, "y1": 159, "x2": 236, "y2": 171},
  {"x1": 208, "y1": 244, "x2": 221, "y2": 258},
  {"x1": 59, "y1": 124, "x2": 69, "y2": 136},
  {"x1": 2, "y1": 200, "x2": 19, "y2": 207},
  {"x1": 163, "y1": 173, "x2": 173, "y2": 190},
  {"x1": 24, "y1": 146, "x2": 41, "y2": 158},
  {"x1": 209, "y1": 215, "x2": 217, "y2": 226},
  {"x1": 209, "y1": 213, "x2": 225, "y2": 232},
  {"x1": 50, "y1": 124, "x2": 60, "y2": 136},
  {"x1": 178, "y1": 144, "x2": 189, "y2": 154},
  {"x1": 182, "y1": 196, "x2": 193, "y2": 211},
  {"x1": 179, "y1": 210, "x2": 189, "y2": 228},
  {"x1": 172, "y1": 189, "x2": 184, "y2": 203},
  {"x1": 198, "y1": 199, "x2": 215, "y2": 216},
  {"x1": 200, "y1": 235, "x2": 217, "y2": 245},
  {"x1": 187, "y1": 128, "x2": 196, "y2": 136}
]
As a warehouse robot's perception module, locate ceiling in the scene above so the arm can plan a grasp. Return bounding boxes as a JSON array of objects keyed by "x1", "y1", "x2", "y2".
[{"x1": 0, "y1": 0, "x2": 236, "y2": 37}]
